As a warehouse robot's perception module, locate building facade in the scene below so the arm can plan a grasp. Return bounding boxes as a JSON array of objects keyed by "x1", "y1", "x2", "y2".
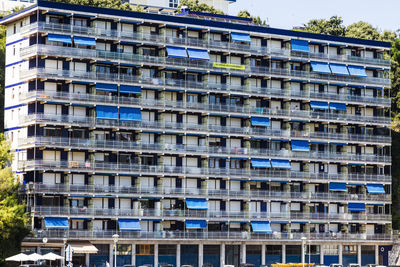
[{"x1": 0, "y1": 1, "x2": 393, "y2": 267}]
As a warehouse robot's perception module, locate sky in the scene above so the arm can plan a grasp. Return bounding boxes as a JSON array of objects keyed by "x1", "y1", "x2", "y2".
[{"x1": 228, "y1": 0, "x2": 399, "y2": 32}]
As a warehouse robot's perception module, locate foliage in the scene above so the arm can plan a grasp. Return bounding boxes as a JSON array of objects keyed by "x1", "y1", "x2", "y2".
[
  {"x1": 345, "y1": 21, "x2": 380, "y2": 40},
  {"x1": 237, "y1": 10, "x2": 266, "y2": 26},
  {"x1": 0, "y1": 24, "x2": 5, "y2": 132},
  {"x1": 49, "y1": 0, "x2": 138, "y2": 11},
  {"x1": 302, "y1": 16, "x2": 346, "y2": 36},
  {"x1": 177, "y1": 0, "x2": 224, "y2": 14},
  {"x1": 0, "y1": 135, "x2": 29, "y2": 265}
]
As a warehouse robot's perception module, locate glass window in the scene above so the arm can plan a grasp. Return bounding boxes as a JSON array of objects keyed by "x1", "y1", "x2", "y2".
[
  {"x1": 169, "y1": 0, "x2": 179, "y2": 8},
  {"x1": 187, "y1": 94, "x2": 198, "y2": 103},
  {"x1": 74, "y1": 18, "x2": 87, "y2": 27}
]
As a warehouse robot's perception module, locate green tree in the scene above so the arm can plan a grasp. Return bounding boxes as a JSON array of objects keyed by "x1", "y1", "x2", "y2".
[
  {"x1": 49, "y1": 0, "x2": 136, "y2": 11},
  {"x1": 177, "y1": 0, "x2": 224, "y2": 14},
  {"x1": 0, "y1": 24, "x2": 5, "y2": 132},
  {"x1": 301, "y1": 15, "x2": 346, "y2": 36},
  {"x1": 345, "y1": 21, "x2": 380, "y2": 40},
  {"x1": 237, "y1": 10, "x2": 266, "y2": 26},
  {"x1": 0, "y1": 135, "x2": 29, "y2": 264}
]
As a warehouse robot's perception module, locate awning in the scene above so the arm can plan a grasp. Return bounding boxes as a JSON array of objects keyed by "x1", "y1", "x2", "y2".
[
  {"x1": 96, "y1": 83, "x2": 117, "y2": 92},
  {"x1": 186, "y1": 198, "x2": 208, "y2": 209},
  {"x1": 251, "y1": 117, "x2": 270, "y2": 127},
  {"x1": 120, "y1": 85, "x2": 141, "y2": 94},
  {"x1": 186, "y1": 220, "x2": 207, "y2": 229},
  {"x1": 310, "y1": 62, "x2": 331, "y2": 74},
  {"x1": 310, "y1": 101, "x2": 329, "y2": 110},
  {"x1": 44, "y1": 217, "x2": 69, "y2": 229},
  {"x1": 96, "y1": 105, "x2": 118, "y2": 120},
  {"x1": 73, "y1": 36, "x2": 96, "y2": 46},
  {"x1": 251, "y1": 158, "x2": 271, "y2": 168},
  {"x1": 230, "y1": 32, "x2": 251, "y2": 43},
  {"x1": 118, "y1": 219, "x2": 141, "y2": 231},
  {"x1": 291, "y1": 39, "x2": 309, "y2": 53},
  {"x1": 291, "y1": 140, "x2": 309, "y2": 152},
  {"x1": 48, "y1": 34, "x2": 72, "y2": 44},
  {"x1": 366, "y1": 184, "x2": 385, "y2": 194},
  {"x1": 329, "y1": 182, "x2": 347, "y2": 192},
  {"x1": 329, "y1": 64, "x2": 349, "y2": 75},
  {"x1": 348, "y1": 203, "x2": 365, "y2": 211},
  {"x1": 329, "y1": 102, "x2": 347, "y2": 111},
  {"x1": 251, "y1": 221, "x2": 272, "y2": 233},
  {"x1": 69, "y1": 241, "x2": 98, "y2": 254},
  {"x1": 271, "y1": 160, "x2": 291, "y2": 169},
  {"x1": 166, "y1": 46, "x2": 187, "y2": 58},
  {"x1": 120, "y1": 107, "x2": 141, "y2": 121},
  {"x1": 187, "y1": 48, "x2": 210, "y2": 60},
  {"x1": 348, "y1": 65, "x2": 367, "y2": 77}
]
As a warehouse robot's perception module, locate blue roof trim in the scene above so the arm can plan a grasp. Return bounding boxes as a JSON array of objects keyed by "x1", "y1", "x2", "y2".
[
  {"x1": 4, "y1": 126, "x2": 23, "y2": 132},
  {"x1": 27, "y1": 0, "x2": 391, "y2": 49},
  {"x1": 6, "y1": 38, "x2": 26, "y2": 46},
  {"x1": 5, "y1": 104, "x2": 26, "y2": 110},
  {"x1": 5, "y1": 82, "x2": 25, "y2": 89},
  {"x1": 5, "y1": 60, "x2": 25, "y2": 68}
]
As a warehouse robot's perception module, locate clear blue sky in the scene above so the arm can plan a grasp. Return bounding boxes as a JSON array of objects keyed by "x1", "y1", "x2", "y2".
[{"x1": 228, "y1": 0, "x2": 399, "y2": 32}]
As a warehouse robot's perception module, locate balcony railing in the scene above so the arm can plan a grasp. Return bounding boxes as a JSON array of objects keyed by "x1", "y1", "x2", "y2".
[
  {"x1": 25, "y1": 184, "x2": 392, "y2": 202},
  {"x1": 32, "y1": 206, "x2": 391, "y2": 222},
  {"x1": 18, "y1": 160, "x2": 391, "y2": 183},
  {"x1": 21, "y1": 22, "x2": 391, "y2": 67},
  {"x1": 21, "y1": 44, "x2": 391, "y2": 86},
  {"x1": 19, "y1": 137, "x2": 391, "y2": 163}
]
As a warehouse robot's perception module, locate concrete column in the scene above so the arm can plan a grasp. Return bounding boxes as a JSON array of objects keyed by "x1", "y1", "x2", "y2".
[
  {"x1": 109, "y1": 243, "x2": 114, "y2": 267},
  {"x1": 282, "y1": 244, "x2": 286, "y2": 264},
  {"x1": 339, "y1": 244, "x2": 343, "y2": 265},
  {"x1": 358, "y1": 245, "x2": 362, "y2": 265},
  {"x1": 241, "y1": 244, "x2": 246, "y2": 264},
  {"x1": 61, "y1": 245, "x2": 66, "y2": 267},
  {"x1": 199, "y1": 244, "x2": 204, "y2": 267},
  {"x1": 320, "y1": 247, "x2": 324, "y2": 265},
  {"x1": 220, "y1": 244, "x2": 225, "y2": 267},
  {"x1": 154, "y1": 244, "x2": 159, "y2": 267},
  {"x1": 177, "y1": 244, "x2": 181, "y2": 267},
  {"x1": 301, "y1": 242, "x2": 305, "y2": 265},
  {"x1": 85, "y1": 254, "x2": 90, "y2": 267},
  {"x1": 132, "y1": 244, "x2": 136, "y2": 267},
  {"x1": 375, "y1": 245, "x2": 379, "y2": 264},
  {"x1": 261, "y1": 244, "x2": 266, "y2": 265}
]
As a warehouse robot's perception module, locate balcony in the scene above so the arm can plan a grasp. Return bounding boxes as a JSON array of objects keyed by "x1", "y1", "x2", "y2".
[
  {"x1": 25, "y1": 183, "x2": 392, "y2": 203},
  {"x1": 21, "y1": 22, "x2": 391, "y2": 67},
  {"x1": 20, "y1": 44, "x2": 391, "y2": 87},
  {"x1": 32, "y1": 206, "x2": 391, "y2": 222},
  {"x1": 19, "y1": 137, "x2": 391, "y2": 164},
  {"x1": 18, "y1": 160, "x2": 391, "y2": 183}
]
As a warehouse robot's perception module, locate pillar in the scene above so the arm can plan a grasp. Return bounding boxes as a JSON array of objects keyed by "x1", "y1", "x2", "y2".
[
  {"x1": 199, "y1": 244, "x2": 203, "y2": 267},
  {"x1": 154, "y1": 244, "x2": 159, "y2": 267},
  {"x1": 301, "y1": 242, "x2": 305, "y2": 264},
  {"x1": 375, "y1": 245, "x2": 379, "y2": 264},
  {"x1": 132, "y1": 243, "x2": 136, "y2": 267},
  {"x1": 61, "y1": 244, "x2": 66, "y2": 267},
  {"x1": 261, "y1": 244, "x2": 266, "y2": 266},
  {"x1": 320, "y1": 247, "x2": 324, "y2": 265},
  {"x1": 109, "y1": 243, "x2": 114, "y2": 267},
  {"x1": 241, "y1": 244, "x2": 246, "y2": 264},
  {"x1": 85, "y1": 254, "x2": 90, "y2": 267},
  {"x1": 177, "y1": 244, "x2": 181, "y2": 267},
  {"x1": 282, "y1": 244, "x2": 286, "y2": 264},
  {"x1": 339, "y1": 244, "x2": 343, "y2": 265},
  {"x1": 358, "y1": 245, "x2": 362, "y2": 265},
  {"x1": 220, "y1": 244, "x2": 225, "y2": 267}
]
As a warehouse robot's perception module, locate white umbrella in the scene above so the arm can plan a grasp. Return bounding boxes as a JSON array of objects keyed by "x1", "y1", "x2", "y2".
[
  {"x1": 5, "y1": 253, "x2": 30, "y2": 262},
  {"x1": 27, "y1": 253, "x2": 45, "y2": 261},
  {"x1": 43, "y1": 252, "x2": 64, "y2": 261}
]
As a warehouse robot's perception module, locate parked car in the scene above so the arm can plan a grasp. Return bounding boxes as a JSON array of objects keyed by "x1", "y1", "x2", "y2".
[
  {"x1": 347, "y1": 264, "x2": 360, "y2": 267},
  {"x1": 329, "y1": 264, "x2": 343, "y2": 267}
]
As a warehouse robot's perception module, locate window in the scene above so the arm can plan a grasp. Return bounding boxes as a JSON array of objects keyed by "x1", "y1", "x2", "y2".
[
  {"x1": 208, "y1": 158, "x2": 220, "y2": 168},
  {"x1": 44, "y1": 128, "x2": 61, "y2": 137},
  {"x1": 169, "y1": 0, "x2": 179, "y2": 8},
  {"x1": 230, "y1": 159, "x2": 240, "y2": 169},
  {"x1": 13, "y1": 24, "x2": 16, "y2": 34},
  {"x1": 49, "y1": 16, "x2": 62, "y2": 24},
  {"x1": 74, "y1": 18, "x2": 87, "y2": 27},
  {"x1": 318, "y1": 45, "x2": 324, "y2": 53},
  {"x1": 96, "y1": 65, "x2": 111, "y2": 74},
  {"x1": 186, "y1": 94, "x2": 198, "y2": 103},
  {"x1": 13, "y1": 45, "x2": 16, "y2": 56},
  {"x1": 136, "y1": 245, "x2": 154, "y2": 255},
  {"x1": 71, "y1": 199, "x2": 84, "y2": 208}
]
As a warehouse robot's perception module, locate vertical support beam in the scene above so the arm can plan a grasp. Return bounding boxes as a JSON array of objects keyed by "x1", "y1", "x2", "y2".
[
  {"x1": 199, "y1": 243, "x2": 203, "y2": 267},
  {"x1": 301, "y1": 242, "x2": 305, "y2": 265},
  {"x1": 131, "y1": 243, "x2": 136, "y2": 267},
  {"x1": 358, "y1": 245, "x2": 362, "y2": 265},
  {"x1": 241, "y1": 244, "x2": 246, "y2": 264},
  {"x1": 261, "y1": 244, "x2": 266, "y2": 266},
  {"x1": 282, "y1": 244, "x2": 286, "y2": 264},
  {"x1": 339, "y1": 244, "x2": 343, "y2": 265},
  {"x1": 320, "y1": 246, "x2": 324, "y2": 265},
  {"x1": 220, "y1": 243, "x2": 225, "y2": 267},
  {"x1": 61, "y1": 244, "x2": 66, "y2": 267},
  {"x1": 109, "y1": 243, "x2": 114, "y2": 267},
  {"x1": 85, "y1": 253, "x2": 90, "y2": 267},
  {"x1": 375, "y1": 245, "x2": 379, "y2": 264},
  {"x1": 177, "y1": 244, "x2": 181, "y2": 267},
  {"x1": 154, "y1": 244, "x2": 159, "y2": 267}
]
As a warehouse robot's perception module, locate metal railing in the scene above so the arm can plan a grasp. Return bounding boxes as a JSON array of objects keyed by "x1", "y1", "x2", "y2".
[
  {"x1": 26, "y1": 183, "x2": 391, "y2": 202},
  {"x1": 18, "y1": 160, "x2": 391, "y2": 183},
  {"x1": 32, "y1": 206, "x2": 391, "y2": 221},
  {"x1": 21, "y1": 22, "x2": 391, "y2": 67},
  {"x1": 21, "y1": 44, "x2": 391, "y2": 86},
  {"x1": 19, "y1": 137, "x2": 391, "y2": 163}
]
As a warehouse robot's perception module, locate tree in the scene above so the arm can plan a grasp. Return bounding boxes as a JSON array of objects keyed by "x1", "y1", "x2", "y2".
[
  {"x1": 49, "y1": 0, "x2": 137, "y2": 11},
  {"x1": 0, "y1": 135, "x2": 29, "y2": 264},
  {"x1": 345, "y1": 21, "x2": 380, "y2": 40},
  {"x1": 301, "y1": 15, "x2": 346, "y2": 36},
  {"x1": 177, "y1": 0, "x2": 224, "y2": 15},
  {"x1": 237, "y1": 10, "x2": 266, "y2": 26}
]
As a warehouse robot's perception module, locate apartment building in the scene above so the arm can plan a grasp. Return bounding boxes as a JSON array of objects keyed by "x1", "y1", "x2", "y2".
[
  {"x1": 0, "y1": 1, "x2": 393, "y2": 267},
  {"x1": 127, "y1": 0, "x2": 234, "y2": 11}
]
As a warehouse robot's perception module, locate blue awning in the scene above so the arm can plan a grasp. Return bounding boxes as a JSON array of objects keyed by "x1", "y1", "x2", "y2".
[
  {"x1": 291, "y1": 39, "x2": 309, "y2": 53},
  {"x1": 120, "y1": 107, "x2": 141, "y2": 121},
  {"x1": 96, "y1": 83, "x2": 117, "y2": 92},
  {"x1": 311, "y1": 62, "x2": 331, "y2": 74},
  {"x1": 186, "y1": 220, "x2": 207, "y2": 229},
  {"x1": 96, "y1": 105, "x2": 118, "y2": 120},
  {"x1": 348, "y1": 203, "x2": 365, "y2": 211},
  {"x1": 187, "y1": 48, "x2": 210, "y2": 60},
  {"x1": 329, "y1": 182, "x2": 347, "y2": 192},
  {"x1": 310, "y1": 101, "x2": 329, "y2": 110},
  {"x1": 251, "y1": 117, "x2": 270, "y2": 127},
  {"x1": 120, "y1": 85, "x2": 141, "y2": 94},
  {"x1": 73, "y1": 36, "x2": 96, "y2": 46},
  {"x1": 291, "y1": 140, "x2": 309, "y2": 152},
  {"x1": 48, "y1": 34, "x2": 72, "y2": 44},
  {"x1": 118, "y1": 219, "x2": 141, "y2": 231},
  {"x1": 271, "y1": 160, "x2": 291, "y2": 169},
  {"x1": 251, "y1": 221, "x2": 272, "y2": 233},
  {"x1": 186, "y1": 198, "x2": 208, "y2": 209},
  {"x1": 251, "y1": 159, "x2": 271, "y2": 168},
  {"x1": 366, "y1": 184, "x2": 385, "y2": 194},
  {"x1": 330, "y1": 64, "x2": 349, "y2": 75},
  {"x1": 348, "y1": 65, "x2": 367, "y2": 77},
  {"x1": 329, "y1": 102, "x2": 347, "y2": 111},
  {"x1": 44, "y1": 217, "x2": 69, "y2": 229},
  {"x1": 231, "y1": 32, "x2": 251, "y2": 43},
  {"x1": 166, "y1": 46, "x2": 188, "y2": 58}
]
